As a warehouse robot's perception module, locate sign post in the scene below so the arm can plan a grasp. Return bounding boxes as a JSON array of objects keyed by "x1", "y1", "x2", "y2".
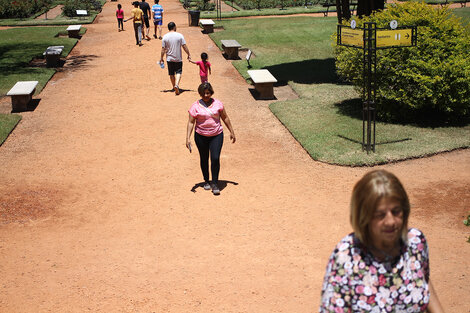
[{"x1": 337, "y1": 22, "x2": 417, "y2": 153}]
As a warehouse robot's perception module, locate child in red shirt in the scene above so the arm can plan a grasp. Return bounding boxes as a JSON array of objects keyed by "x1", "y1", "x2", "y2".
[{"x1": 190, "y1": 52, "x2": 211, "y2": 83}]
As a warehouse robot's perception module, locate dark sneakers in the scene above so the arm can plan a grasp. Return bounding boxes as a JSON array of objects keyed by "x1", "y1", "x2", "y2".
[{"x1": 211, "y1": 183, "x2": 220, "y2": 195}]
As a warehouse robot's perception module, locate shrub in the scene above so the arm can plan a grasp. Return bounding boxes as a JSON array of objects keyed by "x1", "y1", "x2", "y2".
[
  {"x1": 234, "y1": 0, "x2": 312, "y2": 10},
  {"x1": 62, "y1": 0, "x2": 102, "y2": 17},
  {"x1": 334, "y1": 2, "x2": 470, "y2": 124},
  {"x1": 0, "y1": 0, "x2": 52, "y2": 18},
  {"x1": 196, "y1": 0, "x2": 215, "y2": 11}
]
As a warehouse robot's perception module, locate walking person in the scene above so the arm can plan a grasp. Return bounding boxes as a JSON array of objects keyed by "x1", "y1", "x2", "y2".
[
  {"x1": 139, "y1": 0, "x2": 152, "y2": 41},
  {"x1": 116, "y1": 4, "x2": 124, "y2": 32},
  {"x1": 189, "y1": 52, "x2": 211, "y2": 83},
  {"x1": 319, "y1": 170, "x2": 445, "y2": 313},
  {"x1": 186, "y1": 83, "x2": 236, "y2": 195},
  {"x1": 125, "y1": 1, "x2": 143, "y2": 46},
  {"x1": 160, "y1": 22, "x2": 191, "y2": 95},
  {"x1": 151, "y1": 0, "x2": 164, "y2": 39}
]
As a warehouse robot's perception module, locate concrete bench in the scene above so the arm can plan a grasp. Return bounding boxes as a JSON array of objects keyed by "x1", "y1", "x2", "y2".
[
  {"x1": 7, "y1": 81, "x2": 39, "y2": 112},
  {"x1": 247, "y1": 69, "x2": 277, "y2": 100},
  {"x1": 66, "y1": 25, "x2": 81, "y2": 38},
  {"x1": 221, "y1": 39, "x2": 242, "y2": 59},
  {"x1": 200, "y1": 19, "x2": 215, "y2": 34},
  {"x1": 43, "y1": 45, "x2": 64, "y2": 67},
  {"x1": 76, "y1": 9, "x2": 88, "y2": 19}
]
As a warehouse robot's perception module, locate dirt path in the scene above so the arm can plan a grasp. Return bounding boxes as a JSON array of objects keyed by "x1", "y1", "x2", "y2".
[
  {"x1": 0, "y1": 0, "x2": 469, "y2": 312},
  {"x1": 36, "y1": 5, "x2": 64, "y2": 20}
]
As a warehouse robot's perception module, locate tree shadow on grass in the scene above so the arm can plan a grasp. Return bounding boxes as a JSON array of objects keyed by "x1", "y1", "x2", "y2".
[{"x1": 264, "y1": 58, "x2": 346, "y2": 85}]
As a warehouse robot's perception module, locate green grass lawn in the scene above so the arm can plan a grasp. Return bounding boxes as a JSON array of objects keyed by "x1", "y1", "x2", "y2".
[
  {"x1": 0, "y1": 114, "x2": 21, "y2": 146},
  {"x1": 209, "y1": 16, "x2": 470, "y2": 166},
  {"x1": 0, "y1": 26, "x2": 82, "y2": 146},
  {"x1": 0, "y1": 27, "x2": 82, "y2": 96}
]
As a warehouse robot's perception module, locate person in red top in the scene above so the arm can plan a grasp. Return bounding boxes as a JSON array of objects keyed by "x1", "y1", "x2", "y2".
[
  {"x1": 116, "y1": 4, "x2": 124, "y2": 32},
  {"x1": 189, "y1": 52, "x2": 211, "y2": 83},
  {"x1": 186, "y1": 83, "x2": 236, "y2": 195}
]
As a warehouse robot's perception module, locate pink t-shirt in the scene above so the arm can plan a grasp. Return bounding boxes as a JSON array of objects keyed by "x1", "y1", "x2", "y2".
[
  {"x1": 196, "y1": 60, "x2": 211, "y2": 77},
  {"x1": 188, "y1": 98, "x2": 224, "y2": 136},
  {"x1": 116, "y1": 9, "x2": 124, "y2": 19}
]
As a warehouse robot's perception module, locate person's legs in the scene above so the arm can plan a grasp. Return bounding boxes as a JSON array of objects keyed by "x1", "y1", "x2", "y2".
[
  {"x1": 158, "y1": 21, "x2": 162, "y2": 39},
  {"x1": 169, "y1": 75, "x2": 176, "y2": 88},
  {"x1": 208, "y1": 132, "x2": 224, "y2": 184},
  {"x1": 194, "y1": 132, "x2": 210, "y2": 183},
  {"x1": 154, "y1": 21, "x2": 157, "y2": 38},
  {"x1": 133, "y1": 23, "x2": 140, "y2": 44}
]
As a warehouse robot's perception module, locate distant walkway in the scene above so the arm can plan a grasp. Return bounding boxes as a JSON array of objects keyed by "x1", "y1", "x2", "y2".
[{"x1": 35, "y1": 5, "x2": 64, "y2": 20}]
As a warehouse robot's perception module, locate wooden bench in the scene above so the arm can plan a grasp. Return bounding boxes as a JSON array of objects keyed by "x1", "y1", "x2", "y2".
[
  {"x1": 7, "y1": 81, "x2": 39, "y2": 112},
  {"x1": 221, "y1": 39, "x2": 242, "y2": 59},
  {"x1": 43, "y1": 45, "x2": 64, "y2": 67},
  {"x1": 200, "y1": 19, "x2": 215, "y2": 34},
  {"x1": 76, "y1": 9, "x2": 88, "y2": 19},
  {"x1": 247, "y1": 69, "x2": 277, "y2": 100},
  {"x1": 66, "y1": 25, "x2": 81, "y2": 38}
]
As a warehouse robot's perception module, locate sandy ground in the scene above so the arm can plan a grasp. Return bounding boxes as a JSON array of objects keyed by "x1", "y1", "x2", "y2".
[{"x1": 0, "y1": 0, "x2": 469, "y2": 312}]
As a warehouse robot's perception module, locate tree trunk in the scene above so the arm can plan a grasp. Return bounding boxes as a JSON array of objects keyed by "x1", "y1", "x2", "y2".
[
  {"x1": 335, "y1": 0, "x2": 351, "y2": 23},
  {"x1": 357, "y1": 0, "x2": 384, "y2": 17}
]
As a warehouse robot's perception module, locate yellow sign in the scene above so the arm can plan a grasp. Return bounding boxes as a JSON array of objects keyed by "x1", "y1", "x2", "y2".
[
  {"x1": 340, "y1": 28, "x2": 363, "y2": 47},
  {"x1": 376, "y1": 29, "x2": 413, "y2": 48}
]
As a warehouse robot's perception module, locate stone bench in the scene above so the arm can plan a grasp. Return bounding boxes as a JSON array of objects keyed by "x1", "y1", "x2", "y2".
[
  {"x1": 76, "y1": 9, "x2": 88, "y2": 19},
  {"x1": 66, "y1": 25, "x2": 81, "y2": 38},
  {"x1": 247, "y1": 69, "x2": 277, "y2": 100},
  {"x1": 7, "y1": 81, "x2": 39, "y2": 112},
  {"x1": 221, "y1": 39, "x2": 242, "y2": 59},
  {"x1": 43, "y1": 45, "x2": 64, "y2": 67},
  {"x1": 200, "y1": 19, "x2": 215, "y2": 34}
]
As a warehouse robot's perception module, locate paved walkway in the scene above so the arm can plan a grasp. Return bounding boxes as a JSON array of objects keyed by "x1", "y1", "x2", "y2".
[{"x1": 0, "y1": 0, "x2": 469, "y2": 312}]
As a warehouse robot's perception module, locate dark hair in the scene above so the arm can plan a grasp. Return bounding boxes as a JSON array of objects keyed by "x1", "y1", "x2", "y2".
[
  {"x1": 118, "y1": 3, "x2": 122, "y2": 9},
  {"x1": 198, "y1": 82, "x2": 214, "y2": 97},
  {"x1": 132, "y1": 1, "x2": 139, "y2": 6},
  {"x1": 201, "y1": 52, "x2": 208, "y2": 61},
  {"x1": 155, "y1": 0, "x2": 159, "y2": 3},
  {"x1": 350, "y1": 170, "x2": 410, "y2": 247},
  {"x1": 168, "y1": 22, "x2": 176, "y2": 31}
]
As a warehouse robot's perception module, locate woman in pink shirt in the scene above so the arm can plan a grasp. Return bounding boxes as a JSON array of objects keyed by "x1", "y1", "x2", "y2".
[
  {"x1": 186, "y1": 83, "x2": 236, "y2": 195},
  {"x1": 116, "y1": 4, "x2": 124, "y2": 31}
]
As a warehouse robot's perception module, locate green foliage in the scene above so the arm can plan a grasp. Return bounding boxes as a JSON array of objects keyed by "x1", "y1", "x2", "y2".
[
  {"x1": 62, "y1": 0, "x2": 102, "y2": 17},
  {"x1": 0, "y1": 0, "x2": 52, "y2": 18},
  {"x1": 234, "y1": 0, "x2": 318, "y2": 10},
  {"x1": 196, "y1": 0, "x2": 215, "y2": 11},
  {"x1": 334, "y1": 2, "x2": 470, "y2": 125}
]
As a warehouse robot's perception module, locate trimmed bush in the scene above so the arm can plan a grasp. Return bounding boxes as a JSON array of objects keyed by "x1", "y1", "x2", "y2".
[
  {"x1": 0, "y1": 0, "x2": 52, "y2": 18},
  {"x1": 234, "y1": 0, "x2": 318, "y2": 10},
  {"x1": 62, "y1": 0, "x2": 102, "y2": 17},
  {"x1": 335, "y1": 2, "x2": 470, "y2": 124},
  {"x1": 197, "y1": 0, "x2": 215, "y2": 11}
]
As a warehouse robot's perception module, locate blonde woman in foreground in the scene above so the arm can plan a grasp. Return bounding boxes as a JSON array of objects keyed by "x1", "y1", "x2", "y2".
[{"x1": 320, "y1": 170, "x2": 445, "y2": 313}]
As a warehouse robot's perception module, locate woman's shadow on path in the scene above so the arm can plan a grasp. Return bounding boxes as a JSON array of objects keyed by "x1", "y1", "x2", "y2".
[{"x1": 190, "y1": 180, "x2": 239, "y2": 193}]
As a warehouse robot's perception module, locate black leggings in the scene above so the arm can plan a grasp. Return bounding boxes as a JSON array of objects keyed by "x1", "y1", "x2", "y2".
[
  {"x1": 194, "y1": 132, "x2": 223, "y2": 184},
  {"x1": 117, "y1": 18, "x2": 123, "y2": 29}
]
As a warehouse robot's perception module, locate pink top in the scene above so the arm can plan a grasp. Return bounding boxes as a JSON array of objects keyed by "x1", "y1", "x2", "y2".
[
  {"x1": 116, "y1": 9, "x2": 124, "y2": 19},
  {"x1": 189, "y1": 98, "x2": 224, "y2": 137},
  {"x1": 196, "y1": 60, "x2": 211, "y2": 77}
]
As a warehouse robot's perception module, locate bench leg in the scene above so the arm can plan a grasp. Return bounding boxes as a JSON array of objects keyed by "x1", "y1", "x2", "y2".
[
  {"x1": 203, "y1": 25, "x2": 213, "y2": 34},
  {"x1": 46, "y1": 54, "x2": 60, "y2": 67},
  {"x1": 255, "y1": 83, "x2": 274, "y2": 100},
  {"x1": 11, "y1": 94, "x2": 33, "y2": 112},
  {"x1": 68, "y1": 30, "x2": 80, "y2": 38},
  {"x1": 224, "y1": 47, "x2": 239, "y2": 59}
]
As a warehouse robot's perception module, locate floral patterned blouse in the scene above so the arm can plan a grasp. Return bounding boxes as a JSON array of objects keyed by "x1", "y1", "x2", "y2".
[{"x1": 320, "y1": 228, "x2": 430, "y2": 313}]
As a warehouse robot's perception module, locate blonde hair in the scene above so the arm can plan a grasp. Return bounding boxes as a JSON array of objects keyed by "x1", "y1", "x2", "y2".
[{"x1": 350, "y1": 170, "x2": 410, "y2": 247}]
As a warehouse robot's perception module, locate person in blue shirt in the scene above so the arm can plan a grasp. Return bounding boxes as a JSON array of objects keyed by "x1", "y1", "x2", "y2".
[{"x1": 151, "y1": 0, "x2": 164, "y2": 39}]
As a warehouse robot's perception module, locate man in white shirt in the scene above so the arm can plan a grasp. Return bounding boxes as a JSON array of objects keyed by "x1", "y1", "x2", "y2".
[{"x1": 160, "y1": 22, "x2": 191, "y2": 95}]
